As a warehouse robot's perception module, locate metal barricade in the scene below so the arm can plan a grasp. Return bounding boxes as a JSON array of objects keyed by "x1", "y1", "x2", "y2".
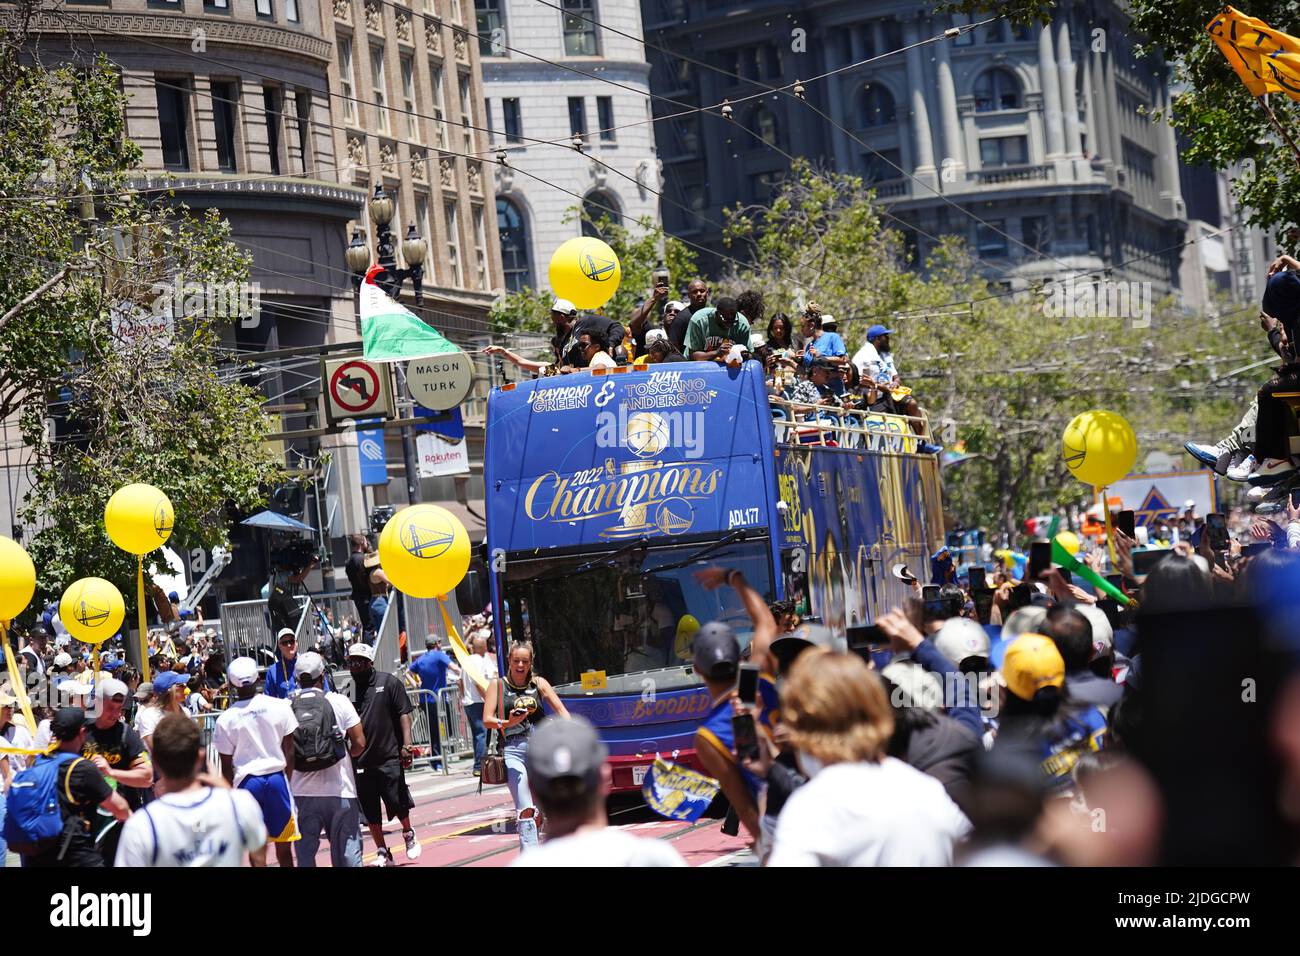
[
  {"x1": 436, "y1": 685, "x2": 473, "y2": 773},
  {"x1": 194, "y1": 712, "x2": 222, "y2": 776},
  {"x1": 407, "y1": 688, "x2": 440, "y2": 771}
]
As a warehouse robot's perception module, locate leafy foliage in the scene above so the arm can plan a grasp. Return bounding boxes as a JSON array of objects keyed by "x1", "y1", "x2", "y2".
[{"x1": 0, "y1": 16, "x2": 279, "y2": 603}]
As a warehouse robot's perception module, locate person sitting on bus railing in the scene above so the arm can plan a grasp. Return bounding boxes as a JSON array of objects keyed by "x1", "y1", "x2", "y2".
[{"x1": 788, "y1": 359, "x2": 842, "y2": 421}]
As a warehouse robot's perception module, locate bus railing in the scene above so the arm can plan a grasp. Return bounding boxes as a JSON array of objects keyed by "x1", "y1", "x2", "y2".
[{"x1": 768, "y1": 398, "x2": 934, "y2": 453}]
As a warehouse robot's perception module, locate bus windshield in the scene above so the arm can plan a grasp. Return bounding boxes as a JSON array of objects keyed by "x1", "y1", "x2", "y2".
[{"x1": 500, "y1": 538, "x2": 773, "y2": 696}]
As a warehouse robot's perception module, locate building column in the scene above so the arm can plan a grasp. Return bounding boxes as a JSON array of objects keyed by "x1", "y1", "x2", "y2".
[
  {"x1": 904, "y1": 17, "x2": 937, "y2": 185},
  {"x1": 1155, "y1": 69, "x2": 1186, "y2": 220},
  {"x1": 1080, "y1": 47, "x2": 1099, "y2": 160},
  {"x1": 1056, "y1": 15, "x2": 1083, "y2": 159},
  {"x1": 1038, "y1": 19, "x2": 1066, "y2": 160},
  {"x1": 1101, "y1": 28, "x2": 1124, "y2": 182},
  {"x1": 826, "y1": 75, "x2": 853, "y2": 173},
  {"x1": 934, "y1": 18, "x2": 966, "y2": 183}
]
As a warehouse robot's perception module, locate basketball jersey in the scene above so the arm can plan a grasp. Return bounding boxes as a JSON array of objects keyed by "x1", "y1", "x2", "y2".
[
  {"x1": 502, "y1": 677, "x2": 545, "y2": 740},
  {"x1": 694, "y1": 694, "x2": 763, "y2": 801},
  {"x1": 114, "y1": 787, "x2": 267, "y2": 867}
]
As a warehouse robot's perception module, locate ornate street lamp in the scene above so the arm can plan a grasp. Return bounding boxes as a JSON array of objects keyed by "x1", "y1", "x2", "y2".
[{"x1": 347, "y1": 184, "x2": 427, "y2": 304}]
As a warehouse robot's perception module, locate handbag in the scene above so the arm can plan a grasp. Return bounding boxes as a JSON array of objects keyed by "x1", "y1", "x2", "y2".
[{"x1": 479, "y1": 673, "x2": 508, "y2": 790}]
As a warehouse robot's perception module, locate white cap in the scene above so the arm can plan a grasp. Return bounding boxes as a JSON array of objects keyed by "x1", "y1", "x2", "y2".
[
  {"x1": 53, "y1": 652, "x2": 73, "y2": 668},
  {"x1": 551, "y1": 298, "x2": 577, "y2": 315},
  {"x1": 347, "y1": 642, "x2": 376, "y2": 661},
  {"x1": 1076, "y1": 604, "x2": 1114, "y2": 654},
  {"x1": 277, "y1": 627, "x2": 296, "y2": 640},
  {"x1": 880, "y1": 660, "x2": 943, "y2": 710},
  {"x1": 933, "y1": 618, "x2": 991, "y2": 666},
  {"x1": 820, "y1": 314, "x2": 837, "y2": 327},
  {"x1": 645, "y1": 328, "x2": 669, "y2": 347},
  {"x1": 97, "y1": 677, "x2": 129, "y2": 700},
  {"x1": 1184, "y1": 499, "x2": 1196, "y2": 509},
  {"x1": 749, "y1": 333, "x2": 766, "y2": 349},
  {"x1": 227, "y1": 657, "x2": 260, "y2": 688},
  {"x1": 665, "y1": 300, "x2": 686, "y2": 312},
  {"x1": 295, "y1": 651, "x2": 326, "y2": 679}
]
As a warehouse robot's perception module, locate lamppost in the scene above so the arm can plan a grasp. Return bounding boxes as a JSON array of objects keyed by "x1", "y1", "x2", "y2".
[
  {"x1": 345, "y1": 184, "x2": 428, "y2": 507},
  {"x1": 346, "y1": 184, "x2": 428, "y2": 302}
]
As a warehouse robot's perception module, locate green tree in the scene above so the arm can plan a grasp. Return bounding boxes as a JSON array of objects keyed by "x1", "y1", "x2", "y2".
[{"x1": 0, "y1": 18, "x2": 279, "y2": 601}]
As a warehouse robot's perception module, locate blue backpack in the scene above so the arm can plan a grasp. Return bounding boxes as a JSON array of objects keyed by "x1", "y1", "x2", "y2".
[{"x1": 2, "y1": 752, "x2": 81, "y2": 854}]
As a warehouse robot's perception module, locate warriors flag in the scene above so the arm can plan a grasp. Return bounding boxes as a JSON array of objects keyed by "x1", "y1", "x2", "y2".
[
  {"x1": 359, "y1": 264, "x2": 460, "y2": 362},
  {"x1": 1207, "y1": 7, "x2": 1300, "y2": 102}
]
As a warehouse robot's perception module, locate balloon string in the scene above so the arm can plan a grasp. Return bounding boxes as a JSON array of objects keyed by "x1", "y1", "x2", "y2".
[
  {"x1": 1, "y1": 619, "x2": 38, "y2": 737},
  {"x1": 137, "y1": 555, "x2": 151, "y2": 682},
  {"x1": 437, "y1": 597, "x2": 489, "y2": 694},
  {"x1": 1102, "y1": 486, "x2": 1118, "y2": 568}
]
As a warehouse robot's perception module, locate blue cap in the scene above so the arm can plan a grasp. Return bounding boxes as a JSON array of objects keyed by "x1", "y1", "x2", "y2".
[
  {"x1": 179, "y1": 608, "x2": 194, "y2": 620},
  {"x1": 153, "y1": 671, "x2": 189, "y2": 693},
  {"x1": 867, "y1": 324, "x2": 894, "y2": 339},
  {"x1": 102, "y1": 659, "x2": 124, "y2": 671},
  {"x1": 168, "y1": 591, "x2": 180, "y2": 603}
]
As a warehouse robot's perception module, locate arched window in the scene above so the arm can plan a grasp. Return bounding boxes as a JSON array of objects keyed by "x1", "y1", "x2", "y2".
[
  {"x1": 749, "y1": 105, "x2": 778, "y2": 147},
  {"x1": 973, "y1": 68, "x2": 1022, "y2": 112},
  {"x1": 858, "y1": 85, "x2": 897, "y2": 127},
  {"x1": 496, "y1": 198, "x2": 532, "y2": 292},
  {"x1": 581, "y1": 190, "x2": 621, "y2": 237}
]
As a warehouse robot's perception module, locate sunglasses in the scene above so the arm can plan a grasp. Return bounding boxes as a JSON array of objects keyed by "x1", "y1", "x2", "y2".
[{"x1": 279, "y1": 637, "x2": 297, "y2": 646}]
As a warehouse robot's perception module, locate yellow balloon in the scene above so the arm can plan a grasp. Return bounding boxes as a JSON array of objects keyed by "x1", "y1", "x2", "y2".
[
  {"x1": 378, "y1": 504, "x2": 471, "y2": 599},
  {"x1": 548, "y1": 236, "x2": 622, "y2": 310},
  {"x1": 1062, "y1": 410, "x2": 1137, "y2": 488},
  {"x1": 59, "y1": 577, "x2": 125, "y2": 645},
  {"x1": 1054, "y1": 531, "x2": 1081, "y2": 556},
  {"x1": 674, "y1": 614, "x2": 700, "y2": 661},
  {"x1": 105, "y1": 483, "x2": 174, "y2": 555},
  {"x1": 0, "y1": 535, "x2": 37, "y2": 621}
]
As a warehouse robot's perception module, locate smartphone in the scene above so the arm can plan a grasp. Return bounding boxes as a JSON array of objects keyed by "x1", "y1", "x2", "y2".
[
  {"x1": 1106, "y1": 573, "x2": 1125, "y2": 592},
  {"x1": 1116, "y1": 510, "x2": 1136, "y2": 539},
  {"x1": 1008, "y1": 583, "x2": 1033, "y2": 612},
  {"x1": 968, "y1": 566, "x2": 987, "y2": 592},
  {"x1": 1028, "y1": 541, "x2": 1052, "y2": 581},
  {"x1": 921, "y1": 584, "x2": 947, "y2": 619},
  {"x1": 847, "y1": 624, "x2": 888, "y2": 650},
  {"x1": 653, "y1": 268, "x2": 669, "y2": 289},
  {"x1": 1206, "y1": 513, "x2": 1229, "y2": 555},
  {"x1": 737, "y1": 663, "x2": 759, "y2": 705},
  {"x1": 1132, "y1": 548, "x2": 1174, "y2": 577},
  {"x1": 1097, "y1": 597, "x2": 1122, "y2": 633},
  {"x1": 921, "y1": 584, "x2": 942, "y2": 603},
  {"x1": 972, "y1": 587, "x2": 994, "y2": 626},
  {"x1": 732, "y1": 712, "x2": 759, "y2": 761}
]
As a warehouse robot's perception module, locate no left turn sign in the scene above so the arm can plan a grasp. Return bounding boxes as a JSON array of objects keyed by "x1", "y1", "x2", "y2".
[{"x1": 322, "y1": 356, "x2": 394, "y2": 423}]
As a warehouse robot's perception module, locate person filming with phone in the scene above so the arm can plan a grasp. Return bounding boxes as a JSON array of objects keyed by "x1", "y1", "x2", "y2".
[{"x1": 484, "y1": 641, "x2": 569, "y2": 853}]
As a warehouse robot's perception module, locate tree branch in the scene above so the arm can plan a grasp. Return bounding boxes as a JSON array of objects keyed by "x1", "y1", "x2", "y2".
[{"x1": 0, "y1": 264, "x2": 81, "y2": 331}]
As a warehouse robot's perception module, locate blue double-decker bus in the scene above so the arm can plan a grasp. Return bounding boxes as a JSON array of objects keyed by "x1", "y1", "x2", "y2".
[{"x1": 483, "y1": 360, "x2": 943, "y2": 790}]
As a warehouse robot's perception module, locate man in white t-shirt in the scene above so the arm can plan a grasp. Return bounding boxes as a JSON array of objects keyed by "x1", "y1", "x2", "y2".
[
  {"x1": 461, "y1": 635, "x2": 491, "y2": 775},
  {"x1": 214, "y1": 657, "x2": 299, "y2": 868},
  {"x1": 512, "y1": 717, "x2": 685, "y2": 868},
  {"x1": 115, "y1": 713, "x2": 266, "y2": 867},
  {"x1": 289, "y1": 652, "x2": 366, "y2": 867}
]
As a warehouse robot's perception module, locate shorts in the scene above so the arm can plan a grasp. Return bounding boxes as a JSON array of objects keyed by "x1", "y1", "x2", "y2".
[
  {"x1": 239, "y1": 771, "x2": 300, "y2": 843},
  {"x1": 354, "y1": 759, "x2": 415, "y2": 825}
]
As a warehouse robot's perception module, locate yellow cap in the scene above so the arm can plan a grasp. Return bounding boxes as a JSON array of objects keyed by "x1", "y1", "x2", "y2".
[{"x1": 1000, "y1": 634, "x2": 1065, "y2": 702}]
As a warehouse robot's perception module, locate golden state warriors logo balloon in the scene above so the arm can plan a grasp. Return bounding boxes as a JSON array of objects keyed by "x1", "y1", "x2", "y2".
[
  {"x1": 548, "y1": 236, "x2": 622, "y2": 310},
  {"x1": 1062, "y1": 410, "x2": 1137, "y2": 488},
  {"x1": 378, "y1": 504, "x2": 471, "y2": 599},
  {"x1": 59, "y1": 577, "x2": 126, "y2": 645},
  {"x1": 105, "y1": 483, "x2": 174, "y2": 555}
]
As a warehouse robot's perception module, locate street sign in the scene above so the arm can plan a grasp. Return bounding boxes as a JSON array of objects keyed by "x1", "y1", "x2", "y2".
[
  {"x1": 357, "y1": 419, "x2": 389, "y2": 486},
  {"x1": 322, "y1": 356, "x2": 394, "y2": 423},
  {"x1": 405, "y1": 352, "x2": 474, "y2": 411}
]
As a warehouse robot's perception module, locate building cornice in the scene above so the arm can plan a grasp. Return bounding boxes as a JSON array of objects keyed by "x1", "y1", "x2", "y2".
[{"x1": 9, "y1": 9, "x2": 333, "y2": 63}]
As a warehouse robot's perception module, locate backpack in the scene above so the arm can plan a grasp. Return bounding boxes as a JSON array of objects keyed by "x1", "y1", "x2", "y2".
[
  {"x1": 291, "y1": 689, "x2": 344, "y2": 772},
  {"x1": 1, "y1": 752, "x2": 81, "y2": 855}
]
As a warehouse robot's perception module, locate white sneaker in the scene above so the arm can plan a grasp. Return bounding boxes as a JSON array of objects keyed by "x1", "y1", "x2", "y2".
[
  {"x1": 1227, "y1": 453, "x2": 1256, "y2": 481},
  {"x1": 403, "y1": 829, "x2": 422, "y2": 861},
  {"x1": 1247, "y1": 484, "x2": 1270, "y2": 501},
  {"x1": 1184, "y1": 440, "x2": 1231, "y2": 466},
  {"x1": 1249, "y1": 458, "x2": 1297, "y2": 481},
  {"x1": 369, "y1": 847, "x2": 396, "y2": 867}
]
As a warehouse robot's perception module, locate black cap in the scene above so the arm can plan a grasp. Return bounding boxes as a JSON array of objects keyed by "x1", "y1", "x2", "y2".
[
  {"x1": 771, "y1": 623, "x2": 844, "y2": 671},
  {"x1": 525, "y1": 717, "x2": 607, "y2": 801},
  {"x1": 692, "y1": 621, "x2": 740, "y2": 680},
  {"x1": 50, "y1": 707, "x2": 87, "y2": 741}
]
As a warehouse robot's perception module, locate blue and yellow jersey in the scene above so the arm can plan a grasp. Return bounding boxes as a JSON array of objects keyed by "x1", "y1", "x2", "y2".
[{"x1": 693, "y1": 693, "x2": 764, "y2": 801}]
